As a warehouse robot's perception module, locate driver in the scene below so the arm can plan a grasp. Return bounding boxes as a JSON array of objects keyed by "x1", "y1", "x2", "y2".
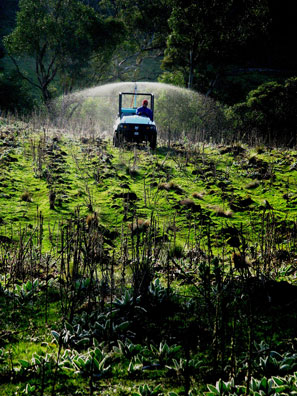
[{"x1": 137, "y1": 99, "x2": 153, "y2": 121}]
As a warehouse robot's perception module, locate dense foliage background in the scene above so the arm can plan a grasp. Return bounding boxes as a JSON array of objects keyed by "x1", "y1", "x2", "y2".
[{"x1": 0, "y1": 0, "x2": 296, "y2": 145}]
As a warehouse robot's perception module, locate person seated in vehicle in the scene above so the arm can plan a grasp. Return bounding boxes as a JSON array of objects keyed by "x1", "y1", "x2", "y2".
[{"x1": 137, "y1": 99, "x2": 153, "y2": 121}]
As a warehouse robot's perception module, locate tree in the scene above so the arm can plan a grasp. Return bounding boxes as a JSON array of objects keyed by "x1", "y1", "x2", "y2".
[
  {"x1": 162, "y1": 0, "x2": 270, "y2": 91},
  {"x1": 267, "y1": 0, "x2": 297, "y2": 69},
  {"x1": 98, "y1": 0, "x2": 172, "y2": 81},
  {"x1": 100, "y1": 0, "x2": 171, "y2": 51},
  {"x1": 4, "y1": 0, "x2": 123, "y2": 107}
]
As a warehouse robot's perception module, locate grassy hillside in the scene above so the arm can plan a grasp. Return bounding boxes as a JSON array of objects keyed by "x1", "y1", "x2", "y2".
[
  {"x1": 1, "y1": 116, "x2": 296, "y2": 251},
  {"x1": 1, "y1": 116, "x2": 297, "y2": 395}
]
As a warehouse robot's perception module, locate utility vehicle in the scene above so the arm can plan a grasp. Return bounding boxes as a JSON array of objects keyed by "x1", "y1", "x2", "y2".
[{"x1": 113, "y1": 89, "x2": 157, "y2": 149}]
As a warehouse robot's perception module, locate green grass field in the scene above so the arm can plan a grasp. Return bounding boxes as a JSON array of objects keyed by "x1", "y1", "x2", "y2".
[
  {"x1": 1, "y1": 116, "x2": 297, "y2": 395},
  {"x1": 1, "y1": 117, "x2": 296, "y2": 256}
]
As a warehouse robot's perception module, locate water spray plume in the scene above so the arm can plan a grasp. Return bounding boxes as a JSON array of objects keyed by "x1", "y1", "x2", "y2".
[{"x1": 53, "y1": 82, "x2": 227, "y2": 144}]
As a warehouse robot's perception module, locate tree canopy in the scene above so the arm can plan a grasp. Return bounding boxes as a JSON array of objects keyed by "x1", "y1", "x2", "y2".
[
  {"x1": 4, "y1": 0, "x2": 124, "y2": 105},
  {"x1": 1, "y1": 0, "x2": 296, "y2": 115},
  {"x1": 162, "y1": 0, "x2": 271, "y2": 91},
  {"x1": 97, "y1": 0, "x2": 171, "y2": 81}
]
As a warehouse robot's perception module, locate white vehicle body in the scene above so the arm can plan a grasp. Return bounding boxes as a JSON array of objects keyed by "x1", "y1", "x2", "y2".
[{"x1": 113, "y1": 91, "x2": 157, "y2": 149}]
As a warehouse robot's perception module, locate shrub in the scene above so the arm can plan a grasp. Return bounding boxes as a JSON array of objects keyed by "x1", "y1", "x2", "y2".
[{"x1": 227, "y1": 77, "x2": 297, "y2": 146}]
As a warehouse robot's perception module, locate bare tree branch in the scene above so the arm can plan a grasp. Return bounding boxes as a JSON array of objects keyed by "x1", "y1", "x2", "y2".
[{"x1": 10, "y1": 55, "x2": 42, "y2": 91}]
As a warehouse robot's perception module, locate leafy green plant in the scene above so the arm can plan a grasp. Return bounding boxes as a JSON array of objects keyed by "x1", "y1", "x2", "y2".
[
  {"x1": 59, "y1": 346, "x2": 111, "y2": 377},
  {"x1": 18, "y1": 352, "x2": 56, "y2": 376},
  {"x1": 253, "y1": 341, "x2": 297, "y2": 376},
  {"x1": 51, "y1": 321, "x2": 92, "y2": 349},
  {"x1": 166, "y1": 357, "x2": 203, "y2": 377},
  {"x1": 132, "y1": 384, "x2": 163, "y2": 396},
  {"x1": 111, "y1": 289, "x2": 146, "y2": 315},
  {"x1": 21, "y1": 383, "x2": 36, "y2": 395},
  {"x1": 127, "y1": 355, "x2": 144, "y2": 376},
  {"x1": 113, "y1": 339, "x2": 146, "y2": 359},
  {"x1": 150, "y1": 342, "x2": 181, "y2": 366},
  {"x1": 249, "y1": 377, "x2": 276, "y2": 396},
  {"x1": 271, "y1": 374, "x2": 297, "y2": 394},
  {"x1": 205, "y1": 378, "x2": 246, "y2": 395},
  {"x1": 91, "y1": 318, "x2": 130, "y2": 341},
  {"x1": 205, "y1": 374, "x2": 297, "y2": 395},
  {"x1": 74, "y1": 277, "x2": 92, "y2": 291},
  {"x1": 0, "y1": 347, "x2": 10, "y2": 376},
  {"x1": 258, "y1": 351, "x2": 297, "y2": 376},
  {"x1": 52, "y1": 314, "x2": 131, "y2": 348},
  {"x1": 12, "y1": 279, "x2": 40, "y2": 304},
  {"x1": 148, "y1": 278, "x2": 169, "y2": 303}
]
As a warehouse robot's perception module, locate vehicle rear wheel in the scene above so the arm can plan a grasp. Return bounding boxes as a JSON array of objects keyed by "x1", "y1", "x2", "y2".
[
  {"x1": 150, "y1": 135, "x2": 157, "y2": 149},
  {"x1": 113, "y1": 134, "x2": 119, "y2": 147},
  {"x1": 113, "y1": 132, "x2": 123, "y2": 147}
]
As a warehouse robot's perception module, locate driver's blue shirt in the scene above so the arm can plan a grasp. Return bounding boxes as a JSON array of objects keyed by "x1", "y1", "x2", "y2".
[{"x1": 137, "y1": 106, "x2": 153, "y2": 121}]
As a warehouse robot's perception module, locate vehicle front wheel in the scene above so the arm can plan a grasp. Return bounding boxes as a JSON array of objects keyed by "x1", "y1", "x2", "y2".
[{"x1": 150, "y1": 135, "x2": 157, "y2": 149}]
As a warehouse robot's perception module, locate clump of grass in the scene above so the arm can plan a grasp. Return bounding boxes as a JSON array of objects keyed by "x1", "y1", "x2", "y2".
[
  {"x1": 86, "y1": 213, "x2": 99, "y2": 227},
  {"x1": 158, "y1": 182, "x2": 169, "y2": 190},
  {"x1": 192, "y1": 191, "x2": 205, "y2": 200},
  {"x1": 80, "y1": 137, "x2": 89, "y2": 144},
  {"x1": 178, "y1": 198, "x2": 201, "y2": 212},
  {"x1": 255, "y1": 145, "x2": 265, "y2": 154},
  {"x1": 129, "y1": 218, "x2": 150, "y2": 234},
  {"x1": 126, "y1": 166, "x2": 139, "y2": 177},
  {"x1": 21, "y1": 191, "x2": 32, "y2": 202},
  {"x1": 219, "y1": 144, "x2": 245, "y2": 156},
  {"x1": 229, "y1": 196, "x2": 254, "y2": 212},
  {"x1": 158, "y1": 181, "x2": 183, "y2": 193},
  {"x1": 232, "y1": 252, "x2": 251, "y2": 271},
  {"x1": 120, "y1": 183, "x2": 130, "y2": 190},
  {"x1": 179, "y1": 198, "x2": 195, "y2": 207},
  {"x1": 52, "y1": 135, "x2": 61, "y2": 143},
  {"x1": 169, "y1": 244, "x2": 184, "y2": 258},
  {"x1": 246, "y1": 180, "x2": 260, "y2": 189},
  {"x1": 248, "y1": 154, "x2": 261, "y2": 165},
  {"x1": 167, "y1": 224, "x2": 179, "y2": 233},
  {"x1": 212, "y1": 205, "x2": 233, "y2": 218}
]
